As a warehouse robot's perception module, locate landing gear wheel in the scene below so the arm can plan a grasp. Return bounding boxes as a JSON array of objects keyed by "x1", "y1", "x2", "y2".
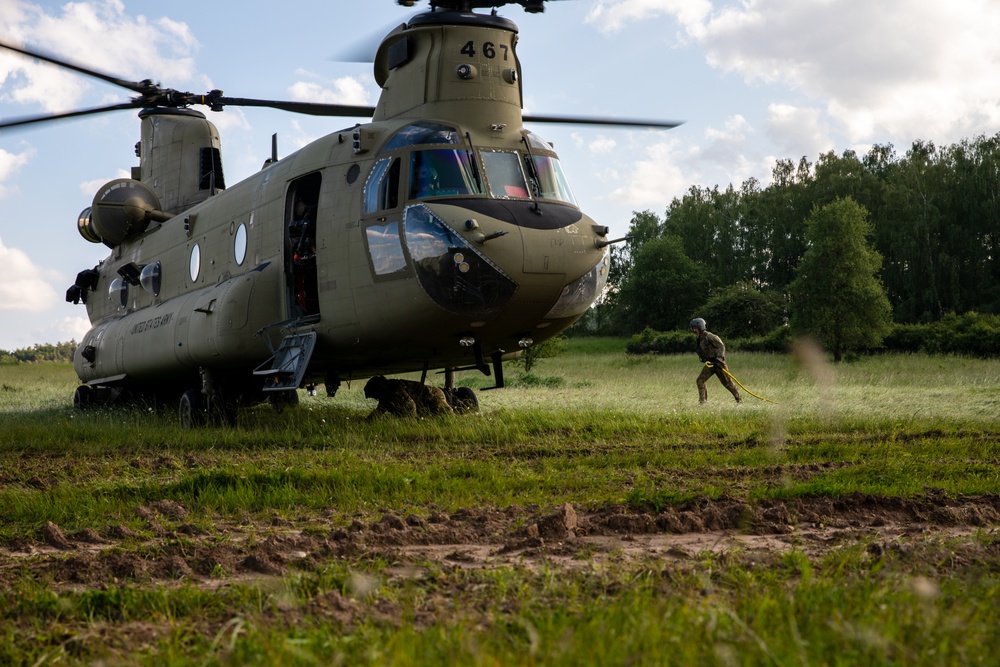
[
  {"x1": 73, "y1": 385, "x2": 94, "y2": 410},
  {"x1": 209, "y1": 395, "x2": 239, "y2": 427},
  {"x1": 179, "y1": 389, "x2": 205, "y2": 428},
  {"x1": 450, "y1": 386, "x2": 479, "y2": 414}
]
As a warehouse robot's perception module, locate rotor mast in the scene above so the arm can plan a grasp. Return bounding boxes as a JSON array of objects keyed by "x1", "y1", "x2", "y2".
[{"x1": 373, "y1": 12, "x2": 524, "y2": 134}]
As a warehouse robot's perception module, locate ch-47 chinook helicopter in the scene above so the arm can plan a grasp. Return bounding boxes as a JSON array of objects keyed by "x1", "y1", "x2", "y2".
[{"x1": 0, "y1": 0, "x2": 680, "y2": 426}]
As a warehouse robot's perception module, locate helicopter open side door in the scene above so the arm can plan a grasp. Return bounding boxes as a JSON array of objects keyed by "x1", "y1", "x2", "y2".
[{"x1": 286, "y1": 173, "x2": 321, "y2": 319}]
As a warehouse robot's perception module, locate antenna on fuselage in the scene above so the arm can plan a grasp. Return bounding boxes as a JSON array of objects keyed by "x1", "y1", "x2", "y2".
[{"x1": 263, "y1": 133, "x2": 279, "y2": 169}]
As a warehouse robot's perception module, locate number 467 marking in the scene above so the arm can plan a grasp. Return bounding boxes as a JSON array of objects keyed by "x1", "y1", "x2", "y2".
[{"x1": 460, "y1": 41, "x2": 509, "y2": 60}]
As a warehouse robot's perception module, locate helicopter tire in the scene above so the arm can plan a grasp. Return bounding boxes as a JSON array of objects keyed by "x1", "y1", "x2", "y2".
[
  {"x1": 179, "y1": 389, "x2": 206, "y2": 429},
  {"x1": 449, "y1": 386, "x2": 479, "y2": 414},
  {"x1": 73, "y1": 385, "x2": 94, "y2": 411},
  {"x1": 209, "y1": 395, "x2": 239, "y2": 427}
]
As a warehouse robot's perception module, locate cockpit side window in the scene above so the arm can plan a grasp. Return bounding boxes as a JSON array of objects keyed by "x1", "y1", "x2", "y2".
[
  {"x1": 364, "y1": 157, "x2": 401, "y2": 214},
  {"x1": 381, "y1": 158, "x2": 400, "y2": 209},
  {"x1": 481, "y1": 150, "x2": 530, "y2": 199},
  {"x1": 520, "y1": 131, "x2": 578, "y2": 206},
  {"x1": 365, "y1": 220, "x2": 407, "y2": 279},
  {"x1": 523, "y1": 131, "x2": 553, "y2": 151},
  {"x1": 527, "y1": 154, "x2": 577, "y2": 206}
]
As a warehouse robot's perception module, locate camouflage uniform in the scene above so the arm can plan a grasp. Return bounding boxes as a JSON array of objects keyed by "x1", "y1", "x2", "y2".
[
  {"x1": 695, "y1": 329, "x2": 742, "y2": 404},
  {"x1": 364, "y1": 376, "x2": 454, "y2": 419}
]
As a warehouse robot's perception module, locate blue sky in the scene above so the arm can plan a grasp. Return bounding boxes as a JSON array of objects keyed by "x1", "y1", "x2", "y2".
[{"x1": 2, "y1": 0, "x2": 999, "y2": 350}]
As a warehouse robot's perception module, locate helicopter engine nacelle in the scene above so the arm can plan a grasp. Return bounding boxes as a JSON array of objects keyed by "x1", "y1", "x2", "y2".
[{"x1": 78, "y1": 178, "x2": 167, "y2": 248}]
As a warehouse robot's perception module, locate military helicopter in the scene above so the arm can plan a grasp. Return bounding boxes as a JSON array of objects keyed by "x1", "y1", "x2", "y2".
[{"x1": 0, "y1": 0, "x2": 680, "y2": 426}]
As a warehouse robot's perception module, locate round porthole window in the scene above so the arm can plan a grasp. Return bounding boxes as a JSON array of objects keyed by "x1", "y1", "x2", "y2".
[
  {"x1": 347, "y1": 163, "x2": 361, "y2": 184},
  {"x1": 189, "y1": 243, "x2": 201, "y2": 282},
  {"x1": 109, "y1": 277, "x2": 128, "y2": 308},
  {"x1": 140, "y1": 261, "x2": 162, "y2": 296},
  {"x1": 234, "y1": 223, "x2": 248, "y2": 265}
]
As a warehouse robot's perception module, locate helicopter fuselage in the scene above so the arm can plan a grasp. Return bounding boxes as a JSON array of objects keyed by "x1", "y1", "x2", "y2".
[
  {"x1": 59, "y1": 9, "x2": 619, "y2": 416},
  {"x1": 73, "y1": 111, "x2": 609, "y2": 396}
]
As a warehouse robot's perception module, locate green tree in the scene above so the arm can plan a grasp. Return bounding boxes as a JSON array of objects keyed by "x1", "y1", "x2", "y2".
[
  {"x1": 749, "y1": 157, "x2": 814, "y2": 290},
  {"x1": 696, "y1": 283, "x2": 786, "y2": 339},
  {"x1": 663, "y1": 184, "x2": 754, "y2": 289},
  {"x1": 613, "y1": 235, "x2": 709, "y2": 333},
  {"x1": 588, "y1": 210, "x2": 663, "y2": 334},
  {"x1": 789, "y1": 197, "x2": 893, "y2": 361}
]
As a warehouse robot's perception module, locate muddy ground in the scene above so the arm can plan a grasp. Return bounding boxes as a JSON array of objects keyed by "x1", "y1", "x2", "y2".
[{"x1": 3, "y1": 493, "x2": 998, "y2": 592}]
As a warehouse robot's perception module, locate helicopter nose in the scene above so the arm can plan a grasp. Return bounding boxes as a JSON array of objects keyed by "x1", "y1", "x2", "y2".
[{"x1": 419, "y1": 201, "x2": 609, "y2": 324}]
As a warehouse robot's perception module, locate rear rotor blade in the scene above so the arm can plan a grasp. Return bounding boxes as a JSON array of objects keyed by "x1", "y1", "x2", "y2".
[
  {"x1": 0, "y1": 38, "x2": 158, "y2": 95},
  {"x1": 0, "y1": 102, "x2": 139, "y2": 131}
]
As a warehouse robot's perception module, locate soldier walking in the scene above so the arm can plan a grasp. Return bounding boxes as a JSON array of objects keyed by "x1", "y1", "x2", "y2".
[{"x1": 690, "y1": 318, "x2": 742, "y2": 404}]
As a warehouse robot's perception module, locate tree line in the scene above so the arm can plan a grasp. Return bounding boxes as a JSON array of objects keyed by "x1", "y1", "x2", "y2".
[
  {"x1": 579, "y1": 133, "x2": 1000, "y2": 358},
  {"x1": 0, "y1": 341, "x2": 76, "y2": 364}
]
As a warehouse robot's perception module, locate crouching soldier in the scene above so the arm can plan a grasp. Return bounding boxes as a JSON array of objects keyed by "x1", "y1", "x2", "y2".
[{"x1": 364, "y1": 376, "x2": 454, "y2": 419}]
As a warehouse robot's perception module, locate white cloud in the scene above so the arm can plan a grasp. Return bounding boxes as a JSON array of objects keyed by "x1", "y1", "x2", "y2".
[
  {"x1": 588, "y1": 136, "x2": 617, "y2": 155},
  {"x1": 0, "y1": 237, "x2": 61, "y2": 312},
  {"x1": 2, "y1": 0, "x2": 199, "y2": 114},
  {"x1": 689, "y1": 115, "x2": 770, "y2": 187},
  {"x1": 765, "y1": 103, "x2": 833, "y2": 159},
  {"x1": 79, "y1": 169, "x2": 132, "y2": 197},
  {"x1": 288, "y1": 77, "x2": 371, "y2": 106},
  {"x1": 0, "y1": 145, "x2": 34, "y2": 198},
  {"x1": 607, "y1": 137, "x2": 697, "y2": 208},
  {"x1": 34, "y1": 315, "x2": 91, "y2": 345},
  {"x1": 586, "y1": 0, "x2": 712, "y2": 35},
  {"x1": 190, "y1": 105, "x2": 250, "y2": 134},
  {"x1": 584, "y1": 0, "x2": 1000, "y2": 144},
  {"x1": 288, "y1": 120, "x2": 320, "y2": 151}
]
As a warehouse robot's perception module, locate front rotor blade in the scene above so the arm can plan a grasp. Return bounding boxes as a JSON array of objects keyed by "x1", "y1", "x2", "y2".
[
  {"x1": 522, "y1": 113, "x2": 684, "y2": 129},
  {"x1": 0, "y1": 102, "x2": 139, "y2": 131},
  {"x1": 217, "y1": 97, "x2": 376, "y2": 118},
  {"x1": 0, "y1": 39, "x2": 154, "y2": 95}
]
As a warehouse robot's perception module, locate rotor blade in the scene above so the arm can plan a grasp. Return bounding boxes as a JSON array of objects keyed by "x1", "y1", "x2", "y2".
[
  {"x1": 522, "y1": 113, "x2": 684, "y2": 129},
  {"x1": 216, "y1": 97, "x2": 376, "y2": 118},
  {"x1": 0, "y1": 38, "x2": 154, "y2": 95},
  {"x1": 0, "y1": 102, "x2": 139, "y2": 131},
  {"x1": 330, "y1": 19, "x2": 409, "y2": 63}
]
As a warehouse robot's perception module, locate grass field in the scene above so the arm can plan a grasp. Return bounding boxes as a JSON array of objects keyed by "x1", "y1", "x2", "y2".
[{"x1": 0, "y1": 339, "x2": 998, "y2": 665}]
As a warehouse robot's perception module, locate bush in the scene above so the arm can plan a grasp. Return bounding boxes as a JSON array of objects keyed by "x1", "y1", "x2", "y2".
[
  {"x1": 625, "y1": 328, "x2": 693, "y2": 355},
  {"x1": 883, "y1": 312, "x2": 1000, "y2": 356},
  {"x1": 626, "y1": 325, "x2": 794, "y2": 356},
  {"x1": 512, "y1": 336, "x2": 567, "y2": 373},
  {"x1": 732, "y1": 326, "x2": 793, "y2": 353}
]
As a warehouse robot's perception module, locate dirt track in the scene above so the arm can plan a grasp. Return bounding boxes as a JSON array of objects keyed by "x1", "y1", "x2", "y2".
[{"x1": 3, "y1": 493, "x2": 998, "y2": 591}]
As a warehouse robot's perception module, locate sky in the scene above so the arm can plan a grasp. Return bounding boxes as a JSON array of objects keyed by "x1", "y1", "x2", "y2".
[{"x1": 1, "y1": 0, "x2": 999, "y2": 350}]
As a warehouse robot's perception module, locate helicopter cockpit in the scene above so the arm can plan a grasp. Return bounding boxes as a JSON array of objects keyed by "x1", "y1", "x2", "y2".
[
  {"x1": 361, "y1": 120, "x2": 581, "y2": 319},
  {"x1": 365, "y1": 121, "x2": 577, "y2": 208}
]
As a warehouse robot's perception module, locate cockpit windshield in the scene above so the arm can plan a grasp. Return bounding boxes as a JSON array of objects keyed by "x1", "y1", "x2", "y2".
[
  {"x1": 409, "y1": 149, "x2": 483, "y2": 200},
  {"x1": 481, "y1": 151, "x2": 531, "y2": 199},
  {"x1": 372, "y1": 123, "x2": 576, "y2": 206},
  {"x1": 385, "y1": 121, "x2": 463, "y2": 150}
]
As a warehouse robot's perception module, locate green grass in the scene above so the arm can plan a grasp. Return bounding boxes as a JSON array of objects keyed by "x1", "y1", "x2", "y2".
[{"x1": 0, "y1": 340, "x2": 998, "y2": 665}]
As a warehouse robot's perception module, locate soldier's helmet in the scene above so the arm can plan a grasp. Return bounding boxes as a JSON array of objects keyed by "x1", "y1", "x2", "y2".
[{"x1": 690, "y1": 318, "x2": 706, "y2": 332}]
